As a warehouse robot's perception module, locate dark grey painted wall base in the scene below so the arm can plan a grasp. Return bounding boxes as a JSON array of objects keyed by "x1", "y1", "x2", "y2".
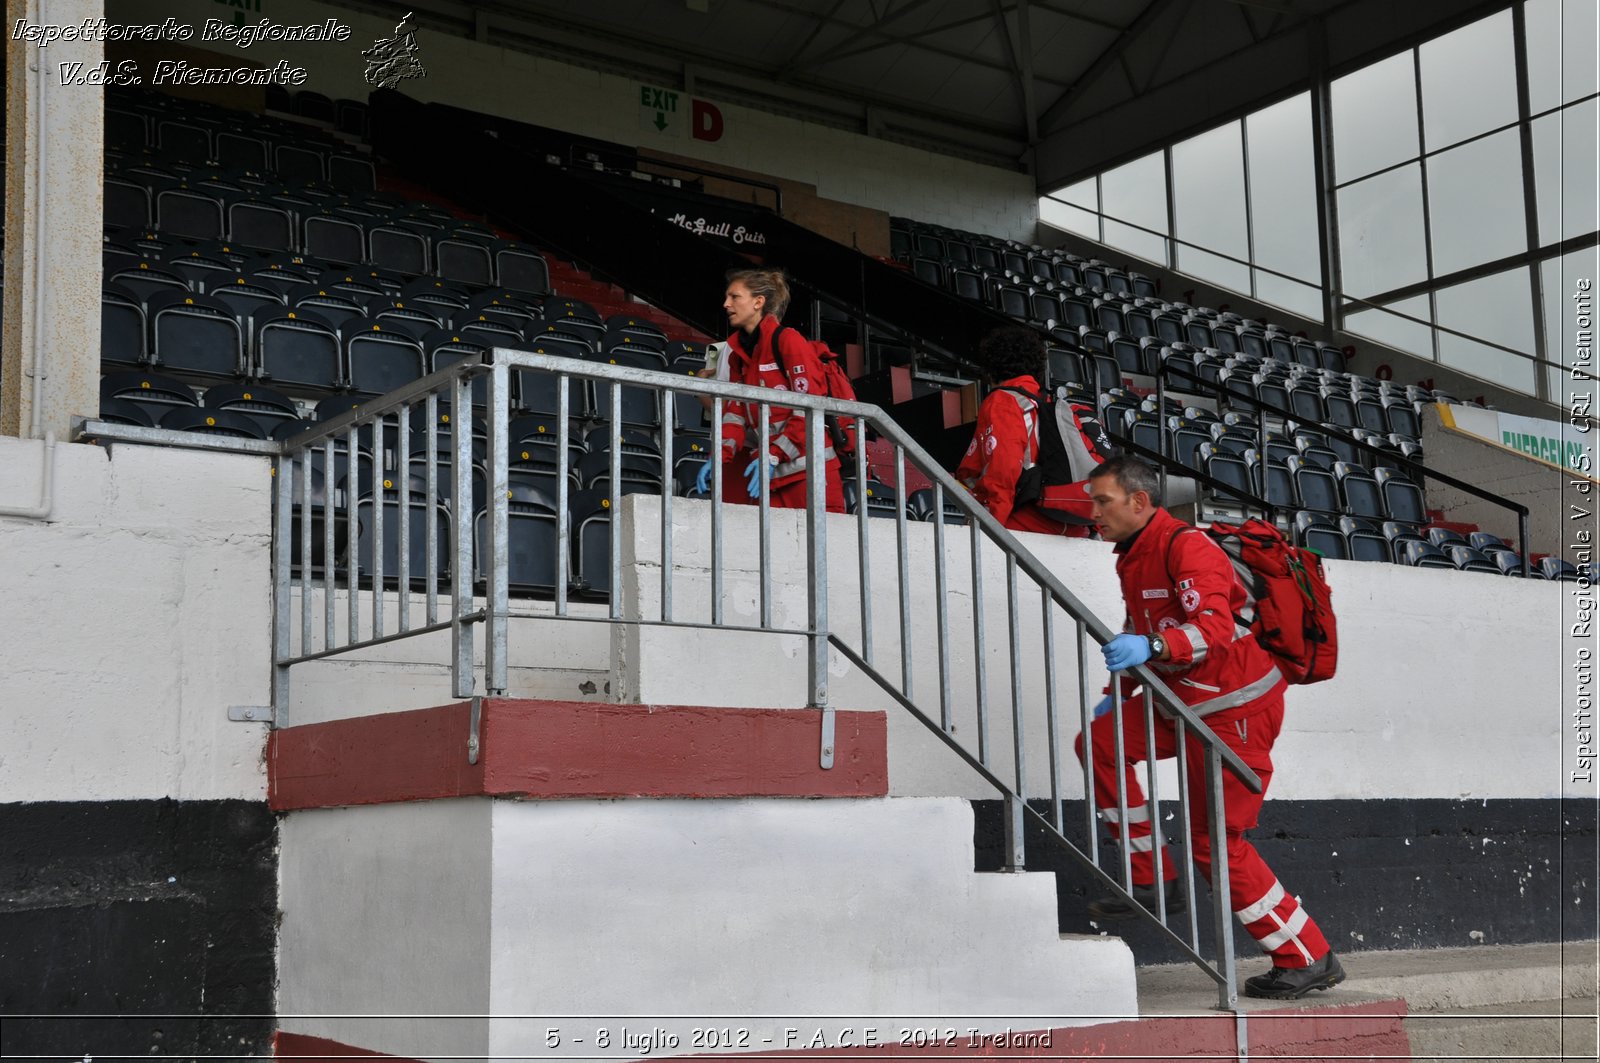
[
  {"x1": 0, "y1": 799, "x2": 277, "y2": 1060},
  {"x1": 974, "y1": 798, "x2": 1598, "y2": 966}
]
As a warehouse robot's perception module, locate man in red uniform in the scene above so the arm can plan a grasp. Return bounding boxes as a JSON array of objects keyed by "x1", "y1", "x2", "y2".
[
  {"x1": 1075, "y1": 454, "x2": 1343, "y2": 999},
  {"x1": 955, "y1": 327, "x2": 1098, "y2": 536}
]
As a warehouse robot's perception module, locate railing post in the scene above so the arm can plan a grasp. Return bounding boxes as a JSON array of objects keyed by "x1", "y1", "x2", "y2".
[
  {"x1": 806, "y1": 405, "x2": 833, "y2": 768},
  {"x1": 271, "y1": 452, "x2": 294, "y2": 727},
  {"x1": 1205, "y1": 745, "x2": 1240, "y2": 1010},
  {"x1": 451, "y1": 373, "x2": 476, "y2": 699},
  {"x1": 486, "y1": 356, "x2": 511, "y2": 696}
]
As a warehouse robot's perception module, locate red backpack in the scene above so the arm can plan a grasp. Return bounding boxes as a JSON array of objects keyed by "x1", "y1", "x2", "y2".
[
  {"x1": 1174, "y1": 519, "x2": 1338, "y2": 685},
  {"x1": 776, "y1": 327, "x2": 858, "y2": 457}
]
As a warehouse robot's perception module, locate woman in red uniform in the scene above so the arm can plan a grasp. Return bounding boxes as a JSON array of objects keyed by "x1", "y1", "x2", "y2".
[
  {"x1": 695, "y1": 268, "x2": 844, "y2": 512},
  {"x1": 956, "y1": 326, "x2": 1097, "y2": 536}
]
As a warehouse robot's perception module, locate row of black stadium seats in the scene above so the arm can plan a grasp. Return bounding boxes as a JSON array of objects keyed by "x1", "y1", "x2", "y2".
[
  {"x1": 106, "y1": 189, "x2": 544, "y2": 290},
  {"x1": 103, "y1": 274, "x2": 654, "y2": 370},
  {"x1": 108, "y1": 104, "x2": 371, "y2": 189}
]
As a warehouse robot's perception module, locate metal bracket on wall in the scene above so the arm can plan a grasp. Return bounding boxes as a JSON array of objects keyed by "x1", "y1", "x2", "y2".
[
  {"x1": 1234, "y1": 1008, "x2": 1249, "y2": 1061},
  {"x1": 467, "y1": 695, "x2": 483, "y2": 765},
  {"x1": 228, "y1": 705, "x2": 275, "y2": 724}
]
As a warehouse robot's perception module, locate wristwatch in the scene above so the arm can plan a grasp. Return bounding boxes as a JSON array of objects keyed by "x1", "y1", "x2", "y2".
[{"x1": 1146, "y1": 634, "x2": 1167, "y2": 660}]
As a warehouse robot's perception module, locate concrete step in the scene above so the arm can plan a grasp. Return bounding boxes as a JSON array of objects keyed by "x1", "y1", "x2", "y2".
[
  {"x1": 1407, "y1": 997, "x2": 1598, "y2": 1063},
  {"x1": 1135, "y1": 941, "x2": 1597, "y2": 1015}
]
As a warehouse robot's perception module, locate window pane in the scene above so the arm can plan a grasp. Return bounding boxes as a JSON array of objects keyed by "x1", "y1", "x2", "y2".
[
  {"x1": 1172, "y1": 121, "x2": 1249, "y2": 289},
  {"x1": 1541, "y1": 247, "x2": 1600, "y2": 401},
  {"x1": 1247, "y1": 93, "x2": 1322, "y2": 285},
  {"x1": 1332, "y1": 52, "x2": 1420, "y2": 182},
  {"x1": 1337, "y1": 164, "x2": 1429, "y2": 298},
  {"x1": 1345, "y1": 294, "x2": 1433, "y2": 360},
  {"x1": 1435, "y1": 267, "x2": 1536, "y2": 393},
  {"x1": 1057, "y1": 177, "x2": 1097, "y2": 210},
  {"x1": 1418, "y1": 10, "x2": 1518, "y2": 152},
  {"x1": 1103, "y1": 220, "x2": 1170, "y2": 266},
  {"x1": 1426, "y1": 129, "x2": 1528, "y2": 275},
  {"x1": 1040, "y1": 195, "x2": 1099, "y2": 239},
  {"x1": 1253, "y1": 271, "x2": 1324, "y2": 321},
  {"x1": 1533, "y1": 98, "x2": 1599, "y2": 246},
  {"x1": 1526, "y1": 0, "x2": 1600, "y2": 114},
  {"x1": 1100, "y1": 152, "x2": 1169, "y2": 265},
  {"x1": 1176, "y1": 247, "x2": 1251, "y2": 294}
]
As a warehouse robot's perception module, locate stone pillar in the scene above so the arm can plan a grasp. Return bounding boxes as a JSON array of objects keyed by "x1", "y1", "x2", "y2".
[{"x1": 2, "y1": 0, "x2": 104, "y2": 440}]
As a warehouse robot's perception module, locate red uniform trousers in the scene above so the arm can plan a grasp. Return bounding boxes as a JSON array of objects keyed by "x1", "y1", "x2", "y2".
[
  {"x1": 1074, "y1": 691, "x2": 1332, "y2": 969},
  {"x1": 719, "y1": 452, "x2": 845, "y2": 513}
]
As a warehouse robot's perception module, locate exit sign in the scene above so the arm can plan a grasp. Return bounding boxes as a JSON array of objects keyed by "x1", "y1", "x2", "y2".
[{"x1": 639, "y1": 84, "x2": 683, "y2": 137}]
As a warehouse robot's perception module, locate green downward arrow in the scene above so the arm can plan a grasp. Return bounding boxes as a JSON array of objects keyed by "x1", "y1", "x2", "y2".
[{"x1": 654, "y1": 111, "x2": 667, "y2": 131}]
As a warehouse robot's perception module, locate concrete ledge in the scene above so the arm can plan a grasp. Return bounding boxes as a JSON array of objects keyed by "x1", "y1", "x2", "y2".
[{"x1": 269, "y1": 698, "x2": 888, "y2": 809}]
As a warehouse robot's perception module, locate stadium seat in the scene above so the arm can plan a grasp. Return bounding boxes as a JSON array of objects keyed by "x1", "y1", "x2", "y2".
[
  {"x1": 906, "y1": 487, "x2": 966, "y2": 524},
  {"x1": 204, "y1": 383, "x2": 300, "y2": 434},
  {"x1": 352, "y1": 477, "x2": 453, "y2": 589},
  {"x1": 496, "y1": 243, "x2": 550, "y2": 296},
  {"x1": 1539, "y1": 557, "x2": 1581, "y2": 582},
  {"x1": 155, "y1": 187, "x2": 225, "y2": 240},
  {"x1": 1446, "y1": 545, "x2": 1500, "y2": 574},
  {"x1": 345, "y1": 320, "x2": 428, "y2": 397},
  {"x1": 146, "y1": 290, "x2": 246, "y2": 380},
  {"x1": 253, "y1": 307, "x2": 343, "y2": 393},
  {"x1": 1333, "y1": 462, "x2": 1383, "y2": 519},
  {"x1": 101, "y1": 284, "x2": 147, "y2": 370},
  {"x1": 1375, "y1": 468, "x2": 1427, "y2": 525},
  {"x1": 1401, "y1": 539, "x2": 1454, "y2": 569},
  {"x1": 368, "y1": 222, "x2": 430, "y2": 276},
  {"x1": 302, "y1": 211, "x2": 366, "y2": 265},
  {"x1": 155, "y1": 403, "x2": 266, "y2": 439},
  {"x1": 476, "y1": 473, "x2": 563, "y2": 594},
  {"x1": 1287, "y1": 456, "x2": 1339, "y2": 515},
  {"x1": 1293, "y1": 512, "x2": 1347, "y2": 560},
  {"x1": 97, "y1": 397, "x2": 156, "y2": 428},
  {"x1": 434, "y1": 234, "x2": 494, "y2": 286}
]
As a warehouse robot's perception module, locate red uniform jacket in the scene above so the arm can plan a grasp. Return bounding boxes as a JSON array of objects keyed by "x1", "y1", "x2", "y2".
[
  {"x1": 1112, "y1": 506, "x2": 1285, "y2": 720},
  {"x1": 720, "y1": 314, "x2": 835, "y2": 488},
  {"x1": 955, "y1": 375, "x2": 1091, "y2": 536}
]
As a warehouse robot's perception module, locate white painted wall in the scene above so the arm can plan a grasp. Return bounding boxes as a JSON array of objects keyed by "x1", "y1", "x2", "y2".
[
  {"x1": 0, "y1": 434, "x2": 1574, "y2": 804},
  {"x1": 615, "y1": 495, "x2": 1576, "y2": 802},
  {"x1": 106, "y1": 0, "x2": 1038, "y2": 240},
  {"x1": 277, "y1": 795, "x2": 1136, "y2": 1062},
  {"x1": 277, "y1": 799, "x2": 493, "y2": 1061},
  {"x1": 0, "y1": 437, "x2": 271, "y2": 802}
]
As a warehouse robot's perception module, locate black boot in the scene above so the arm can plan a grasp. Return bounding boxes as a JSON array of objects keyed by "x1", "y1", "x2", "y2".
[
  {"x1": 1243, "y1": 951, "x2": 1346, "y2": 999},
  {"x1": 1087, "y1": 882, "x2": 1187, "y2": 922}
]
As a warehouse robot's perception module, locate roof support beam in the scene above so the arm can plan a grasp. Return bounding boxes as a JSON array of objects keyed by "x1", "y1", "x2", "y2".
[
  {"x1": 992, "y1": 0, "x2": 1039, "y2": 147},
  {"x1": 1036, "y1": 0, "x2": 1181, "y2": 134}
]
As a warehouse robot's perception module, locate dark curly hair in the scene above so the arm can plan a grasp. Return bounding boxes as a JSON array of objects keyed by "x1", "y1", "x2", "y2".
[{"x1": 977, "y1": 326, "x2": 1047, "y2": 386}]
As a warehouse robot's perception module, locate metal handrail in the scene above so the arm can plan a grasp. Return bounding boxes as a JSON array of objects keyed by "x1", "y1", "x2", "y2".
[{"x1": 263, "y1": 348, "x2": 1273, "y2": 1008}]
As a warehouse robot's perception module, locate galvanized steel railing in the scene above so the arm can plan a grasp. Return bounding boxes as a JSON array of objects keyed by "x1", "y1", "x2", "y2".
[{"x1": 268, "y1": 348, "x2": 1264, "y2": 1008}]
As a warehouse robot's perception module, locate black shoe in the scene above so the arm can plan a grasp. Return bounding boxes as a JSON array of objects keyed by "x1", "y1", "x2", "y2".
[
  {"x1": 1087, "y1": 882, "x2": 1187, "y2": 922},
  {"x1": 1243, "y1": 951, "x2": 1346, "y2": 999}
]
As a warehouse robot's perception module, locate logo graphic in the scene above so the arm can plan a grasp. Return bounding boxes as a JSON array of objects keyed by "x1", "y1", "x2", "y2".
[
  {"x1": 363, "y1": 11, "x2": 426, "y2": 89},
  {"x1": 1181, "y1": 588, "x2": 1202, "y2": 613}
]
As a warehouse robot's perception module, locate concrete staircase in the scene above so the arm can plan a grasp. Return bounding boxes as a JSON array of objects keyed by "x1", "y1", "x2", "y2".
[{"x1": 1135, "y1": 940, "x2": 1597, "y2": 1061}]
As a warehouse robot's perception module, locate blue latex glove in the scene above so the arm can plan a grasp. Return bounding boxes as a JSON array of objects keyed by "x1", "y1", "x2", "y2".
[
  {"x1": 1102, "y1": 633, "x2": 1153, "y2": 672},
  {"x1": 743, "y1": 457, "x2": 778, "y2": 499},
  {"x1": 1092, "y1": 695, "x2": 1114, "y2": 719},
  {"x1": 694, "y1": 458, "x2": 714, "y2": 495}
]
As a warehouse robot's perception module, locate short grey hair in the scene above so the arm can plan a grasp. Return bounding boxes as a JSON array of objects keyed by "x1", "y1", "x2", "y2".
[{"x1": 1089, "y1": 454, "x2": 1163, "y2": 506}]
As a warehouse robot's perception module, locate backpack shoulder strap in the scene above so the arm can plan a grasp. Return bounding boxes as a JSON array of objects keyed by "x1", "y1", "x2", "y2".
[
  {"x1": 1162, "y1": 524, "x2": 1196, "y2": 589},
  {"x1": 995, "y1": 386, "x2": 1040, "y2": 466}
]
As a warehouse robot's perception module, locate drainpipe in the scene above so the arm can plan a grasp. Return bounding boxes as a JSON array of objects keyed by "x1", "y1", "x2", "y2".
[{"x1": 0, "y1": 40, "x2": 57, "y2": 521}]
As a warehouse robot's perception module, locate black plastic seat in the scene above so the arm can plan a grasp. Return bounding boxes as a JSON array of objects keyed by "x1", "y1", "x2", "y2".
[
  {"x1": 345, "y1": 320, "x2": 428, "y2": 398},
  {"x1": 1374, "y1": 468, "x2": 1427, "y2": 525},
  {"x1": 98, "y1": 397, "x2": 156, "y2": 427},
  {"x1": 368, "y1": 223, "x2": 429, "y2": 276},
  {"x1": 434, "y1": 234, "x2": 494, "y2": 286},
  {"x1": 1540, "y1": 557, "x2": 1581, "y2": 582},
  {"x1": 101, "y1": 284, "x2": 147, "y2": 370},
  {"x1": 1402, "y1": 539, "x2": 1454, "y2": 569},
  {"x1": 1446, "y1": 545, "x2": 1500, "y2": 574},
  {"x1": 253, "y1": 307, "x2": 343, "y2": 394},
  {"x1": 906, "y1": 487, "x2": 967, "y2": 524},
  {"x1": 160, "y1": 405, "x2": 266, "y2": 439},
  {"x1": 303, "y1": 211, "x2": 366, "y2": 265},
  {"x1": 1334, "y1": 462, "x2": 1384, "y2": 520},
  {"x1": 226, "y1": 196, "x2": 294, "y2": 252},
  {"x1": 1287, "y1": 456, "x2": 1339, "y2": 515},
  {"x1": 147, "y1": 290, "x2": 246, "y2": 380},
  {"x1": 496, "y1": 243, "x2": 550, "y2": 296},
  {"x1": 204, "y1": 382, "x2": 301, "y2": 434}
]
